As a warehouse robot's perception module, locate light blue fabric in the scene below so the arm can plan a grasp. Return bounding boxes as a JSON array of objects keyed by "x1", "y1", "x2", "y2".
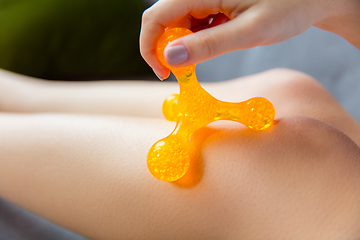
[{"x1": 0, "y1": 198, "x2": 87, "y2": 240}]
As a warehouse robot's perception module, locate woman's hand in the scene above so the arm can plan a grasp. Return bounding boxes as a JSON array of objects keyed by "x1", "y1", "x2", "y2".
[{"x1": 140, "y1": 0, "x2": 360, "y2": 80}]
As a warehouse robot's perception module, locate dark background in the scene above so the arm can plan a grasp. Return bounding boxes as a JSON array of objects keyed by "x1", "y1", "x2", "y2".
[{"x1": 0, "y1": 0, "x2": 153, "y2": 80}]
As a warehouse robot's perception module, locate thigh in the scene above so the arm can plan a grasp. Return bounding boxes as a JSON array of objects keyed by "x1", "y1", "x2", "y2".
[
  {"x1": 0, "y1": 69, "x2": 359, "y2": 240},
  {"x1": 0, "y1": 112, "x2": 359, "y2": 240}
]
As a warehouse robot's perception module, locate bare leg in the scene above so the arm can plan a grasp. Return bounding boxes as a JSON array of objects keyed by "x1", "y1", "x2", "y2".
[
  {"x1": 0, "y1": 68, "x2": 177, "y2": 118},
  {"x1": 1, "y1": 68, "x2": 359, "y2": 143},
  {"x1": 0, "y1": 115, "x2": 359, "y2": 240},
  {"x1": 0, "y1": 68, "x2": 359, "y2": 239}
]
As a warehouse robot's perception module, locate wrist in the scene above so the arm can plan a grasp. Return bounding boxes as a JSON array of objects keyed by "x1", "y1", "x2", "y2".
[{"x1": 314, "y1": 0, "x2": 360, "y2": 49}]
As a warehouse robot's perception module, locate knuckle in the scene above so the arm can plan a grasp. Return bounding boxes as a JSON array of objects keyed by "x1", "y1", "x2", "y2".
[
  {"x1": 142, "y1": 7, "x2": 154, "y2": 23},
  {"x1": 139, "y1": 47, "x2": 148, "y2": 59}
]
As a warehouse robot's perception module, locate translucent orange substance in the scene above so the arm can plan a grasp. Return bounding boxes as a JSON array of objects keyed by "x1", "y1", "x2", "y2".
[{"x1": 147, "y1": 28, "x2": 275, "y2": 182}]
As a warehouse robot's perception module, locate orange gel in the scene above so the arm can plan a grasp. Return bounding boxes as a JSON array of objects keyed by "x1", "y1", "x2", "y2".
[{"x1": 147, "y1": 28, "x2": 275, "y2": 182}]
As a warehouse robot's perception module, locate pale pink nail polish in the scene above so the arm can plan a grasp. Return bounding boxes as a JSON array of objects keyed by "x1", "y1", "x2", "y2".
[{"x1": 165, "y1": 45, "x2": 189, "y2": 65}]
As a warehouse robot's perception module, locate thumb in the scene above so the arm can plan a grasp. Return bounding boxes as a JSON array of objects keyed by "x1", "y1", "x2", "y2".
[{"x1": 164, "y1": 9, "x2": 266, "y2": 66}]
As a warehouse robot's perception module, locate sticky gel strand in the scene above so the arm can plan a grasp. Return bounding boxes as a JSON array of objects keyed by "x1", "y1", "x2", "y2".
[{"x1": 147, "y1": 28, "x2": 275, "y2": 182}]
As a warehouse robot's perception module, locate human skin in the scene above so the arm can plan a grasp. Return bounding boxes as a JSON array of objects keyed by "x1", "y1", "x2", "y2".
[
  {"x1": 0, "y1": 68, "x2": 359, "y2": 239},
  {"x1": 140, "y1": 0, "x2": 360, "y2": 79}
]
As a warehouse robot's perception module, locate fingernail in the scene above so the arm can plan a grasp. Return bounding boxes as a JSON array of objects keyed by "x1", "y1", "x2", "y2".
[
  {"x1": 165, "y1": 45, "x2": 189, "y2": 66},
  {"x1": 152, "y1": 69, "x2": 164, "y2": 81}
]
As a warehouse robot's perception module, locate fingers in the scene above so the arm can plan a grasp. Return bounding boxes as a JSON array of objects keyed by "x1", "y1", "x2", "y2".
[
  {"x1": 140, "y1": 0, "x2": 319, "y2": 77},
  {"x1": 164, "y1": 8, "x2": 266, "y2": 66},
  {"x1": 140, "y1": 0, "x2": 227, "y2": 80},
  {"x1": 191, "y1": 13, "x2": 230, "y2": 32}
]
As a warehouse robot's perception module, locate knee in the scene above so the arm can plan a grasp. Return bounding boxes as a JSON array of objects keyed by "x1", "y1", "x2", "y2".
[
  {"x1": 252, "y1": 68, "x2": 339, "y2": 120},
  {"x1": 206, "y1": 115, "x2": 359, "y2": 171},
  {"x1": 264, "y1": 68, "x2": 328, "y2": 100},
  {"x1": 201, "y1": 115, "x2": 360, "y2": 239},
  {"x1": 224, "y1": 68, "x2": 332, "y2": 105},
  {"x1": 273, "y1": 115, "x2": 359, "y2": 158}
]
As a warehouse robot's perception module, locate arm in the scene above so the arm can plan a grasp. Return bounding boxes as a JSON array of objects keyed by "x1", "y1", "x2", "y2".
[{"x1": 314, "y1": 0, "x2": 360, "y2": 50}]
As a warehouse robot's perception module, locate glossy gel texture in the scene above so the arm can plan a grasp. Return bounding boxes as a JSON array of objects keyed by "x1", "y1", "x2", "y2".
[{"x1": 147, "y1": 28, "x2": 275, "y2": 181}]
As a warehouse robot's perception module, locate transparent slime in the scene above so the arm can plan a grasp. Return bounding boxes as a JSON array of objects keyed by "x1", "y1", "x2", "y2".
[{"x1": 147, "y1": 28, "x2": 275, "y2": 182}]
